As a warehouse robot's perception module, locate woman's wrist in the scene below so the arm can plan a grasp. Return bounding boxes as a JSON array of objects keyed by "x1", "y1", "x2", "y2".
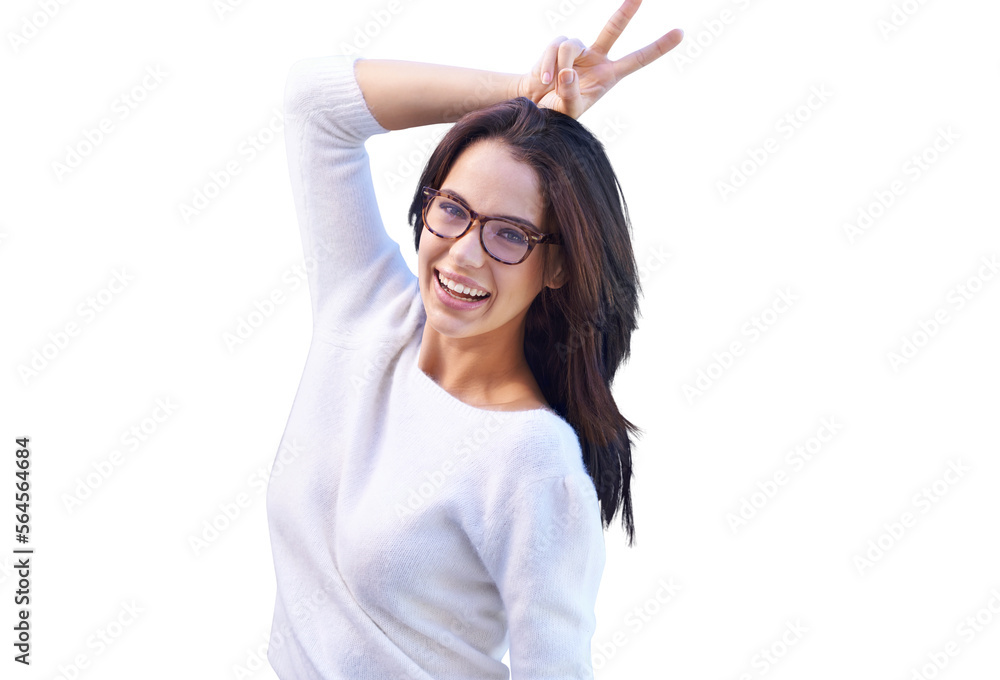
[{"x1": 508, "y1": 72, "x2": 547, "y2": 105}]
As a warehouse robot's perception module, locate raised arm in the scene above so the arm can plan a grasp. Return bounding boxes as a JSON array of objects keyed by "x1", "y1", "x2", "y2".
[
  {"x1": 354, "y1": 0, "x2": 683, "y2": 128},
  {"x1": 283, "y1": 56, "x2": 415, "y2": 345},
  {"x1": 353, "y1": 60, "x2": 523, "y2": 130}
]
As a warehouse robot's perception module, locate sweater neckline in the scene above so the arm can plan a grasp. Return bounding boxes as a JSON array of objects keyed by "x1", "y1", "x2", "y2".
[{"x1": 409, "y1": 335, "x2": 556, "y2": 419}]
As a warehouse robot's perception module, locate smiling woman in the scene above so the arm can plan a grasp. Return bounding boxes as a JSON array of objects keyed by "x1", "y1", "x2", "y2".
[
  {"x1": 414, "y1": 137, "x2": 565, "y2": 412},
  {"x1": 264, "y1": 1, "x2": 683, "y2": 678}
]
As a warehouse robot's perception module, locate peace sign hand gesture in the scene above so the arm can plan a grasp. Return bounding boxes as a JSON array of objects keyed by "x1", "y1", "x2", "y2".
[{"x1": 515, "y1": 0, "x2": 684, "y2": 119}]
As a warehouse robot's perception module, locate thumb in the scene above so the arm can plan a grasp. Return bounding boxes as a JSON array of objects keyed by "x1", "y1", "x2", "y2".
[{"x1": 556, "y1": 68, "x2": 581, "y2": 117}]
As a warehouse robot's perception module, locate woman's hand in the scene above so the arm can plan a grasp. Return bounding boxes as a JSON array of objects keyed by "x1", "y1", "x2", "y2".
[{"x1": 514, "y1": 0, "x2": 683, "y2": 119}]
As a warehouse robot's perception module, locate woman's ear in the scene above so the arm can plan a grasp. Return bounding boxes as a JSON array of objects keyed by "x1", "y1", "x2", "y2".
[{"x1": 545, "y1": 249, "x2": 569, "y2": 289}]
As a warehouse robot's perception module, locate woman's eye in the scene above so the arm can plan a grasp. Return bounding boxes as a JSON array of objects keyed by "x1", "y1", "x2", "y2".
[
  {"x1": 498, "y1": 228, "x2": 528, "y2": 244},
  {"x1": 439, "y1": 202, "x2": 466, "y2": 220}
]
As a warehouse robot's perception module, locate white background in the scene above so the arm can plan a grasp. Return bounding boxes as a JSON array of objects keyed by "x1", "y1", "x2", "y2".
[{"x1": 3, "y1": 0, "x2": 999, "y2": 678}]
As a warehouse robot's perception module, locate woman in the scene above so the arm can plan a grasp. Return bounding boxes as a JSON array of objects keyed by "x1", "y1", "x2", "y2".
[{"x1": 266, "y1": 1, "x2": 683, "y2": 677}]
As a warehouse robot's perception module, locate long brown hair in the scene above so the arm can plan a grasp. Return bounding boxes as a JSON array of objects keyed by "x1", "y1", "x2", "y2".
[{"x1": 408, "y1": 97, "x2": 643, "y2": 546}]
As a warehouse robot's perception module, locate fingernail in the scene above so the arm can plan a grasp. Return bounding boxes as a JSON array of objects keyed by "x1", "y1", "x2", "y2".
[
  {"x1": 542, "y1": 71, "x2": 551, "y2": 85},
  {"x1": 560, "y1": 70, "x2": 575, "y2": 85}
]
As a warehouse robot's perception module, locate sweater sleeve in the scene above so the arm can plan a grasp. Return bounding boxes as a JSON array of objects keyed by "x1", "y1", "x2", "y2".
[
  {"x1": 480, "y1": 473, "x2": 606, "y2": 678},
  {"x1": 282, "y1": 55, "x2": 414, "y2": 342}
]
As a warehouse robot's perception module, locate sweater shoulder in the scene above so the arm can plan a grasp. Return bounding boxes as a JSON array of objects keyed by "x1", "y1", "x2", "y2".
[
  {"x1": 472, "y1": 409, "x2": 591, "y2": 518},
  {"x1": 499, "y1": 408, "x2": 585, "y2": 475}
]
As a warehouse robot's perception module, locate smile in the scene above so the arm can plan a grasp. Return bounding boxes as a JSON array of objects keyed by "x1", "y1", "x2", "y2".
[
  {"x1": 436, "y1": 269, "x2": 490, "y2": 298},
  {"x1": 433, "y1": 269, "x2": 491, "y2": 309}
]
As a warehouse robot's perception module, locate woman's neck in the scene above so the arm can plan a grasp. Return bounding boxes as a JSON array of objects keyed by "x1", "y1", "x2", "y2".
[{"x1": 416, "y1": 323, "x2": 545, "y2": 409}]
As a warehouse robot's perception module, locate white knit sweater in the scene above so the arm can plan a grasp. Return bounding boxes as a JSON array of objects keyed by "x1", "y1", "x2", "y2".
[{"x1": 265, "y1": 55, "x2": 606, "y2": 680}]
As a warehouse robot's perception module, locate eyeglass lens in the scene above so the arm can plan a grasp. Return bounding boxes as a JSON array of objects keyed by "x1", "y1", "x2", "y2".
[{"x1": 426, "y1": 195, "x2": 531, "y2": 263}]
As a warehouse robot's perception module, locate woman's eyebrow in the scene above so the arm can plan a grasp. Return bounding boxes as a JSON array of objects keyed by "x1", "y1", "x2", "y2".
[{"x1": 440, "y1": 187, "x2": 540, "y2": 231}]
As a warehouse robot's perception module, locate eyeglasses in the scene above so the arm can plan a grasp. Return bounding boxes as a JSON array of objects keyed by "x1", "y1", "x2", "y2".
[{"x1": 420, "y1": 186, "x2": 561, "y2": 265}]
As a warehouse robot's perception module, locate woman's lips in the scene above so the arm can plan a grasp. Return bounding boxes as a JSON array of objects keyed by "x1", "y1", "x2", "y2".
[{"x1": 433, "y1": 268, "x2": 491, "y2": 310}]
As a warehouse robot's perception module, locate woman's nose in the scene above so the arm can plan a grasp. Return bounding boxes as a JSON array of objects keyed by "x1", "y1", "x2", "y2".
[{"x1": 451, "y1": 220, "x2": 487, "y2": 264}]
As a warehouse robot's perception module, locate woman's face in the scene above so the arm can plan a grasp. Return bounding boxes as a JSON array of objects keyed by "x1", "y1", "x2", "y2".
[{"x1": 418, "y1": 139, "x2": 566, "y2": 343}]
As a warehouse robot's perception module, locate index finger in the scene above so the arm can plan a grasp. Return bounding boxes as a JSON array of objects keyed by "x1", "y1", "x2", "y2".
[
  {"x1": 591, "y1": 0, "x2": 642, "y2": 55},
  {"x1": 612, "y1": 28, "x2": 684, "y2": 80}
]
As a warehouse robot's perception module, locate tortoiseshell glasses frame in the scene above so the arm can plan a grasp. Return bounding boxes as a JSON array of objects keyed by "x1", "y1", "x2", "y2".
[{"x1": 420, "y1": 186, "x2": 562, "y2": 265}]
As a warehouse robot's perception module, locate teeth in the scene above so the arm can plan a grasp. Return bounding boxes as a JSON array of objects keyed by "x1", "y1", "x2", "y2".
[{"x1": 438, "y1": 271, "x2": 489, "y2": 298}]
